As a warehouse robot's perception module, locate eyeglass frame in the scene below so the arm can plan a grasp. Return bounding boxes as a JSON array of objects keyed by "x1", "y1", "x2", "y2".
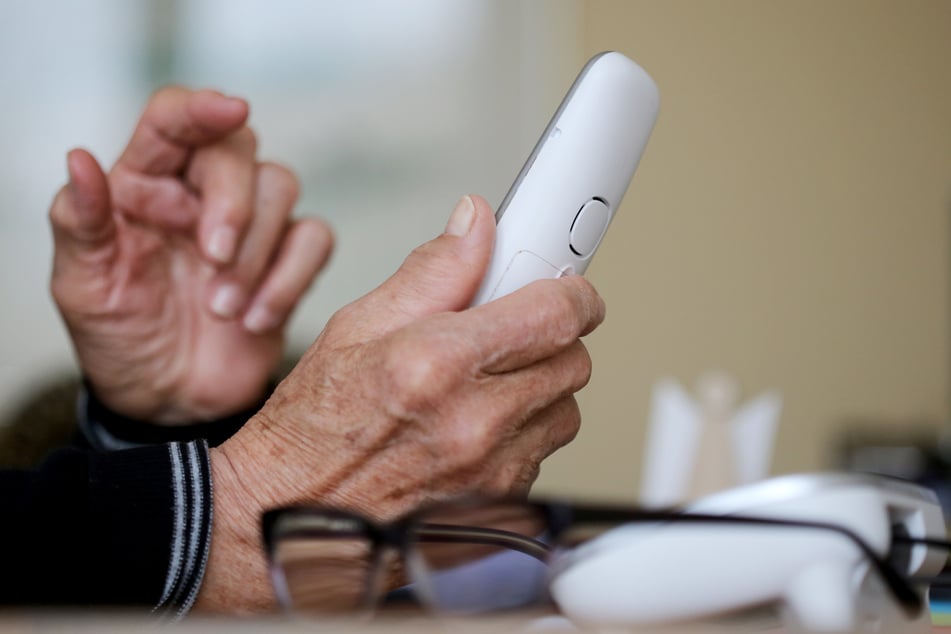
[{"x1": 261, "y1": 496, "x2": 949, "y2": 618}]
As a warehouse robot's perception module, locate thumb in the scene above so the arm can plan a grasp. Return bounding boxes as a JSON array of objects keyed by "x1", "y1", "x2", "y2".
[
  {"x1": 348, "y1": 195, "x2": 496, "y2": 336},
  {"x1": 50, "y1": 149, "x2": 117, "y2": 301},
  {"x1": 50, "y1": 149, "x2": 115, "y2": 258}
]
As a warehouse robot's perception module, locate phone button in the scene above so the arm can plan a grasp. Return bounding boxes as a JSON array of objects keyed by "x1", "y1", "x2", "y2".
[{"x1": 569, "y1": 199, "x2": 611, "y2": 257}]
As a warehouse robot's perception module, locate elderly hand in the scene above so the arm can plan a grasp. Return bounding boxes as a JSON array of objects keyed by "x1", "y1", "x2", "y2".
[
  {"x1": 49, "y1": 88, "x2": 333, "y2": 423},
  {"x1": 197, "y1": 195, "x2": 605, "y2": 612}
]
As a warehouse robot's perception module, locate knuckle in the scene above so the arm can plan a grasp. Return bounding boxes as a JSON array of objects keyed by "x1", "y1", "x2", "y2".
[
  {"x1": 216, "y1": 196, "x2": 247, "y2": 223},
  {"x1": 549, "y1": 277, "x2": 604, "y2": 334},
  {"x1": 258, "y1": 162, "x2": 300, "y2": 205},
  {"x1": 456, "y1": 417, "x2": 496, "y2": 462},
  {"x1": 490, "y1": 461, "x2": 540, "y2": 497},
  {"x1": 381, "y1": 336, "x2": 449, "y2": 415},
  {"x1": 515, "y1": 461, "x2": 543, "y2": 492},
  {"x1": 149, "y1": 85, "x2": 183, "y2": 105},
  {"x1": 48, "y1": 186, "x2": 70, "y2": 226},
  {"x1": 539, "y1": 398, "x2": 580, "y2": 445},
  {"x1": 535, "y1": 284, "x2": 581, "y2": 344},
  {"x1": 234, "y1": 125, "x2": 258, "y2": 152},
  {"x1": 559, "y1": 397, "x2": 583, "y2": 441},
  {"x1": 255, "y1": 292, "x2": 291, "y2": 320},
  {"x1": 570, "y1": 341, "x2": 594, "y2": 390},
  {"x1": 437, "y1": 422, "x2": 489, "y2": 473},
  {"x1": 571, "y1": 276, "x2": 606, "y2": 329},
  {"x1": 298, "y1": 218, "x2": 335, "y2": 257},
  {"x1": 48, "y1": 274, "x2": 66, "y2": 303},
  {"x1": 402, "y1": 237, "x2": 460, "y2": 281},
  {"x1": 146, "y1": 86, "x2": 190, "y2": 120},
  {"x1": 325, "y1": 302, "x2": 359, "y2": 333},
  {"x1": 405, "y1": 240, "x2": 439, "y2": 267}
]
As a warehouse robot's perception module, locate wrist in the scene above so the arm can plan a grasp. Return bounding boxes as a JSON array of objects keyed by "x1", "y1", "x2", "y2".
[
  {"x1": 78, "y1": 381, "x2": 269, "y2": 450},
  {"x1": 193, "y1": 443, "x2": 277, "y2": 613},
  {"x1": 82, "y1": 369, "x2": 272, "y2": 426}
]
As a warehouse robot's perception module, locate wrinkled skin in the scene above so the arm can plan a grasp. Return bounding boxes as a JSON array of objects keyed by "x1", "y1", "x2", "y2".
[
  {"x1": 49, "y1": 87, "x2": 332, "y2": 423},
  {"x1": 200, "y1": 196, "x2": 604, "y2": 612},
  {"x1": 48, "y1": 87, "x2": 606, "y2": 614}
]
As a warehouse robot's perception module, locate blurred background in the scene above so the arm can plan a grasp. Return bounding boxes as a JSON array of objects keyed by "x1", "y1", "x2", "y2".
[{"x1": 0, "y1": 0, "x2": 949, "y2": 502}]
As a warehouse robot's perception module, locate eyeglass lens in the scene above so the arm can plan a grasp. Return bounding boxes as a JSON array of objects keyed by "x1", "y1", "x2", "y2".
[
  {"x1": 271, "y1": 534, "x2": 378, "y2": 614},
  {"x1": 410, "y1": 501, "x2": 552, "y2": 615}
]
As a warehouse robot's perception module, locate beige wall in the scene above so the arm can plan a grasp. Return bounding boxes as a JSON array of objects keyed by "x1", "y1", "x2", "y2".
[{"x1": 535, "y1": 0, "x2": 951, "y2": 499}]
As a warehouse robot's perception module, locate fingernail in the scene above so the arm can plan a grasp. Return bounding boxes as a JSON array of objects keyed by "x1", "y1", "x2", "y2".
[
  {"x1": 444, "y1": 195, "x2": 475, "y2": 237},
  {"x1": 207, "y1": 226, "x2": 237, "y2": 263},
  {"x1": 243, "y1": 304, "x2": 279, "y2": 333},
  {"x1": 211, "y1": 283, "x2": 245, "y2": 318}
]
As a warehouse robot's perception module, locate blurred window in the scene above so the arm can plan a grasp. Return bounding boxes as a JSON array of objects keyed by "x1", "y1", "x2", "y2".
[{"x1": 0, "y1": 0, "x2": 581, "y2": 419}]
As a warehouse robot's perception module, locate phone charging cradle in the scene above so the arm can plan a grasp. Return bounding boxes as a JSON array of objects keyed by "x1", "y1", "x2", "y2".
[{"x1": 549, "y1": 473, "x2": 947, "y2": 633}]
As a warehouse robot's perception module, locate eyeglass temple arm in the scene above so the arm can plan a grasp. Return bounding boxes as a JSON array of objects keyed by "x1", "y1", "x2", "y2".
[
  {"x1": 895, "y1": 535, "x2": 951, "y2": 582},
  {"x1": 414, "y1": 523, "x2": 551, "y2": 562},
  {"x1": 894, "y1": 535, "x2": 951, "y2": 550}
]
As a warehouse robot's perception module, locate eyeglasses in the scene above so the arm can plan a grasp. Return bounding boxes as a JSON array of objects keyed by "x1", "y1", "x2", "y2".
[{"x1": 261, "y1": 497, "x2": 950, "y2": 622}]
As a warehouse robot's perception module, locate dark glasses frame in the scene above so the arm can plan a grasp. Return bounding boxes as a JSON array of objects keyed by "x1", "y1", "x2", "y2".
[{"x1": 261, "y1": 497, "x2": 950, "y2": 618}]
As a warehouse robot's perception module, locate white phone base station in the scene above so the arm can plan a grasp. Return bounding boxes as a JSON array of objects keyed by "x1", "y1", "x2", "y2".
[{"x1": 549, "y1": 473, "x2": 946, "y2": 633}]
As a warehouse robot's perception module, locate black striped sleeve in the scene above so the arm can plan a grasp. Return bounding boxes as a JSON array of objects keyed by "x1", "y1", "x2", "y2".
[
  {"x1": 152, "y1": 441, "x2": 213, "y2": 619},
  {"x1": 77, "y1": 383, "x2": 255, "y2": 450},
  {"x1": 0, "y1": 440, "x2": 214, "y2": 617}
]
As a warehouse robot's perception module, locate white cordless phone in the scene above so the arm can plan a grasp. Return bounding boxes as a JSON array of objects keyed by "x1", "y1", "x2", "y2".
[{"x1": 470, "y1": 51, "x2": 659, "y2": 306}]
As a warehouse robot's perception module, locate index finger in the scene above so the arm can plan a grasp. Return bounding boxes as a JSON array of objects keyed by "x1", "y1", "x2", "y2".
[
  {"x1": 115, "y1": 86, "x2": 249, "y2": 176},
  {"x1": 465, "y1": 275, "x2": 606, "y2": 374}
]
